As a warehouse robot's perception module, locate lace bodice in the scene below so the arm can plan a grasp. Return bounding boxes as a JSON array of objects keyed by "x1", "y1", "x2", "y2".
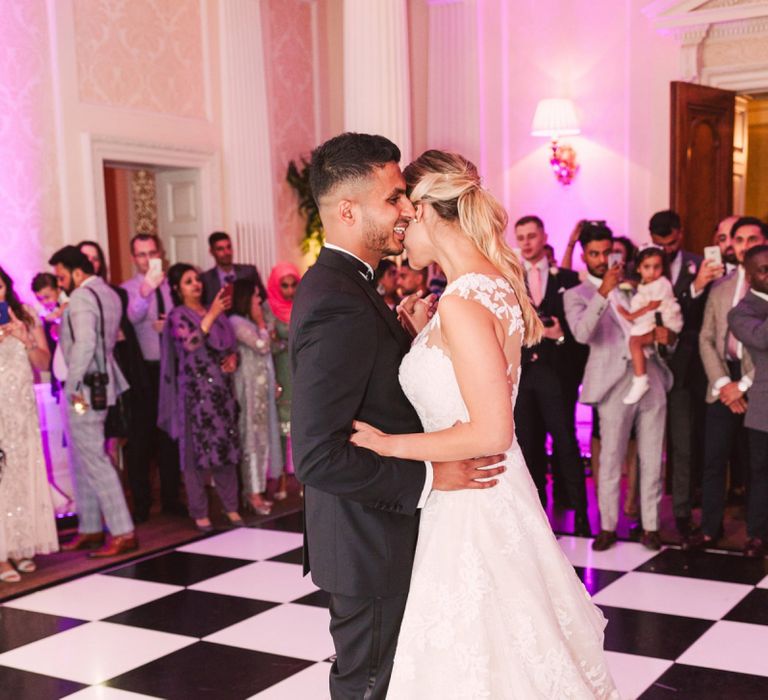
[{"x1": 399, "y1": 273, "x2": 524, "y2": 433}]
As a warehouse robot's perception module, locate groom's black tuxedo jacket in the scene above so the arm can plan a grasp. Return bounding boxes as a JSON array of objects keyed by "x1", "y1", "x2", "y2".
[{"x1": 290, "y1": 247, "x2": 426, "y2": 598}]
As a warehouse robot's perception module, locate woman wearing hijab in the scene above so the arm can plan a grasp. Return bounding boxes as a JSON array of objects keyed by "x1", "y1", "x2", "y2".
[{"x1": 264, "y1": 263, "x2": 301, "y2": 500}]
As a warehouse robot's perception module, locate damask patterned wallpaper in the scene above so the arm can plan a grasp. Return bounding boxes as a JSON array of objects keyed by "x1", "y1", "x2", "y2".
[
  {"x1": 0, "y1": 0, "x2": 61, "y2": 291},
  {"x1": 264, "y1": 0, "x2": 316, "y2": 264},
  {"x1": 73, "y1": 0, "x2": 206, "y2": 118}
]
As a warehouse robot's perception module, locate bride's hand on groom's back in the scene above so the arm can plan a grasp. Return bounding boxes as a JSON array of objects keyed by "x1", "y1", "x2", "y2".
[{"x1": 432, "y1": 455, "x2": 506, "y2": 491}]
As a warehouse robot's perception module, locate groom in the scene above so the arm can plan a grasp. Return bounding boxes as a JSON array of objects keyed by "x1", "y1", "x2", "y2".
[{"x1": 290, "y1": 132, "x2": 505, "y2": 699}]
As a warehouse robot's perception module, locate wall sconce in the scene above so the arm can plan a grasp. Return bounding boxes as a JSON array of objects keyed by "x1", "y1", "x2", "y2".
[{"x1": 531, "y1": 98, "x2": 580, "y2": 186}]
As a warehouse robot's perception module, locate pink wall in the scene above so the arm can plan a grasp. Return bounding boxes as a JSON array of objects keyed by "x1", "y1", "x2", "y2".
[
  {"x1": 0, "y1": 0, "x2": 61, "y2": 296},
  {"x1": 409, "y1": 0, "x2": 680, "y2": 265},
  {"x1": 72, "y1": 0, "x2": 206, "y2": 118},
  {"x1": 263, "y1": 0, "x2": 317, "y2": 268}
]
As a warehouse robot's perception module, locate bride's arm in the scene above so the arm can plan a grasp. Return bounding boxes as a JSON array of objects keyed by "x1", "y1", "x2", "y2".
[{"x1": 352, "y1": 295, "x2": 514, "y2": 461}]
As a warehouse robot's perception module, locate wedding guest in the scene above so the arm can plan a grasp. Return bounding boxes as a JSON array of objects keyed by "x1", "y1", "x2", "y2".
[
  {"x1": 618, "y1": 247, "x2": 683, "y2": 405},
  {"x1": 564, "y1": 223, "x2": 673, "y2": 551},
  {"x1": 728, "y1": 244, "x2": 768, "y2": 557},
  {"x1": 513, "y1": 215, "x2": 589, "y2": 535},
  {"x1": 121, "y1": 234, "x2": 183, "y2": 521},
  {"x1": 613, "y1": 236, "x2": 638, "y2": 282},
  {"x1": 264, "y1": 262, "x2": 301, "y2": 500},
  {"x1": 375, "y1": 259, "x2": 400, "y2": 310},
  {"x1": 544, "y1": 243, "x2": 557, "y2": 267},
  {"x1": 78, "y1": 240, "x2": 155, "y2": 521},
  {"x1": 31, "y1": 272, "x2": 64, "y2": 398},
  {"x1": 50, "y1": 246, "x2": 137, "y2": 557},
  {"x1": 158, "y1": 263, "x2": 243, "y2": 531},
  {"x1": 201, "y1": 231, "x2": 266, "y2": 307},
  {"x1": 0, "y1": 267, "x2": 58, "y2": 583},
  {"x1": 397, "y1": 259, "x2": 429, "y2": 298},
  {"x1": 230, "y1": 279, "x2": 283, "y2": 515},
  {"x1": 713, "y1": 215, "x2": 740, "y2": 275},
  {"x1": 649, "y1": 209, "x2": 722, "y2": 540},
  {"x1": 695, "y1": 218, "x2": 767, "y2": 550}
]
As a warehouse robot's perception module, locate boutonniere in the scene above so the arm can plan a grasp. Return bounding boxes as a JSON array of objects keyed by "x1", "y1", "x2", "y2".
[
  {"x1": 618, "y1": 282, "x2": 634, "y2": 293},
  {"x1": 687, "y1": 260, "x2": 697, "y2": 276},
  {"x1": 549, "y1": 266, "x2": 559, "y2": 277}
]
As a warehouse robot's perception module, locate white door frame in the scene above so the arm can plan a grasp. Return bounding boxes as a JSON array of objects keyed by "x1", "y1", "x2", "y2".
[{"x1": 83, "y1": 134, "x2": 221, "y2": 268}]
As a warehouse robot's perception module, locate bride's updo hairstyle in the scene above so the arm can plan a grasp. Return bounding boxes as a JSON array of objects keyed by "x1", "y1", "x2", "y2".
[{"x1": 404, "y1": 150, "x2": 542, "y2": 346}]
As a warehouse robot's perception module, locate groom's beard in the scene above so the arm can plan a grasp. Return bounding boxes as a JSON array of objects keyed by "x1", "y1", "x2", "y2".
[{"x1": 363, "y1": 216, "x2": 405, "y2": 259}]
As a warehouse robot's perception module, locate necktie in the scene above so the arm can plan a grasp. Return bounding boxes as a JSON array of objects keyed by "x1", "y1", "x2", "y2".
[
  {"x1": 528, "y1": 265, "x2": 543, "y2": 307},
  {"x1": 727, "y1": 277, "x2": 749, "y2": 360},
  {"x1": 224, "y1": 273, "x2": 235, "y2": 284}
]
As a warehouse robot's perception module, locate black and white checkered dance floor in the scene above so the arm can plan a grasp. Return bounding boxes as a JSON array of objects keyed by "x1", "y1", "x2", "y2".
[{"x1": 1, "y1": 513, "x2": 768, "y2": 699}]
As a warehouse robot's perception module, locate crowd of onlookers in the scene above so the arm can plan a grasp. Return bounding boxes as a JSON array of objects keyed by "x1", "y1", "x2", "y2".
[
  {"x1": 511, "y1": 210, "x2": 768, "y2": 557},
  {"x1": 0, "y1": 231, "x2": 300, "y2": 579},
  {"x1": 2, "y1": 209, "x2": 768, "y2": 585}
]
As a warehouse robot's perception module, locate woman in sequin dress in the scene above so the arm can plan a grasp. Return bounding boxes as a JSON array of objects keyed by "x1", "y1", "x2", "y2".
[
  {"x1": 230, "y1": 279, "x2": 282, "y2": 515},
  {"x1": 158, "y1": 264, "x2": 243, "y2": 532},
  {"x1": 264, "y1": 263, "x2": 301, "y2": 500},
  {"x1": 0, "y1": 267, "x2": 58, "y2": 583}
]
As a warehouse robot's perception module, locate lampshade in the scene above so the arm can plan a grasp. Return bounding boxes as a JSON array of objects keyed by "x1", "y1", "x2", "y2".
[{"x1": 531, "y1": 98, "x2": 580, "y2": 138}]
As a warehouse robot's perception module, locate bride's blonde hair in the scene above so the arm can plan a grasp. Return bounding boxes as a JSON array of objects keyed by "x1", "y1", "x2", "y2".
[{"x1": 404, "y1": 150, "x2": 542, "y2": 346}]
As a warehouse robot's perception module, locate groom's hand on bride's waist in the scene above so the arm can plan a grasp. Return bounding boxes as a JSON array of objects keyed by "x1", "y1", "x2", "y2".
[{"x1": 432, "y1": 455, "x2": 506, "y2": 491}]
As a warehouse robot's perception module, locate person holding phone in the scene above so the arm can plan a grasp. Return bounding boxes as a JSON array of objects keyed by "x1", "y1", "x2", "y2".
[
  {"x1": 158, "y1": 264, "x2": 243, "y2": 531},
  {"x1": 121, "y1": 234, "x2": 182, "y2": 522},
  {"x1": 201, "y1": 231, "x2": 266, "y2": 307},
  {"x1": 0, "y1": 266, "x2": 58, "y2": 583}
]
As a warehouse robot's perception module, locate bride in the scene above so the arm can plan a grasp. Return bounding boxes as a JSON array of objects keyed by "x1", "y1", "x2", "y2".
[{"x1": 350, "y1": 150, "x2": 619, "y2": 699}]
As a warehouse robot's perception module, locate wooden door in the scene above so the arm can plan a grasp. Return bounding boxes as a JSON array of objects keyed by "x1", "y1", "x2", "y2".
[{"x1": 670, "y1": 81, "x2": 735, "y2": 254}]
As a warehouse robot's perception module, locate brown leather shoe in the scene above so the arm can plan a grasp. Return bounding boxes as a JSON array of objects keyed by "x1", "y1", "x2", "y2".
[
  {"x1": 641, "y1": 530, "x2": 662, "y2": 551},
  {"x1": 744, "y1": 537, "x2": 766, "y2": 559},
  {"x1": 61, "y1": 532, "x2": 105, "y2": 552},
  {"x1": 87, "y1": 533, "x2": 139, "y2": 559},
  {"x1": 592, "y1": 530, "x2": 617, "y2": 551}
]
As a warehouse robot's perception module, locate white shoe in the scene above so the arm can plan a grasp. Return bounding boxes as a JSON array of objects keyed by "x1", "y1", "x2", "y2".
[{"x1": 623, "y1": 375, "x2": 650, "y2": 405}]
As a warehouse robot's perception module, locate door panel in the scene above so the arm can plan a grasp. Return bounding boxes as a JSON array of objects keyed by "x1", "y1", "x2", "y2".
[
  {"x1": 670, "y1": 81, "x2": 735, "y2": 254},
  {"x1": 156, "y1": 168, "x2": 203, "y2": 267}
]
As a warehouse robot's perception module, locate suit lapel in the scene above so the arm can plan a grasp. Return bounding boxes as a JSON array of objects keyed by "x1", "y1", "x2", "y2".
[{"x1": 317, "y1": 249, "x2": 410, "y2": 349}]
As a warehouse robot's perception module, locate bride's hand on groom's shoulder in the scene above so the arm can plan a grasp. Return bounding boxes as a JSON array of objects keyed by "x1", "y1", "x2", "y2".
[
  {"x1": 350, "y1": 420, "x2": 390, "y2": 455},
  {"x1": 397, "y1": 292, "x2": 437, "y2": 338}
]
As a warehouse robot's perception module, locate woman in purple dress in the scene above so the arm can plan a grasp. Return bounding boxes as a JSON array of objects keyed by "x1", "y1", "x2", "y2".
[{"x1": 159, "y1": 264, "x2": 243, "y2": 531}]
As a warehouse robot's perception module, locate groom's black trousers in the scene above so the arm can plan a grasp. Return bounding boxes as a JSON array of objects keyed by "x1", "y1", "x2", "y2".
[{"x1": 328, "y1": 592, "x2": 408, "y2": 699}]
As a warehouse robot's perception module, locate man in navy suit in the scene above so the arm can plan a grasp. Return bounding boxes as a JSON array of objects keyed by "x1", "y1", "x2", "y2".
[
  {"x1": 200, "y1": 231, "x2": 267, "y2": 307},
  {"x1": 649, "y1": 210, "x2": 723, "y2": 539}
]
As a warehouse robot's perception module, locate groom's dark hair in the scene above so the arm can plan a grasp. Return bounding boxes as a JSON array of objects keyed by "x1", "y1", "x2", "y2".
[{"x1": 309, "y1": 132, "x2": 401, "y2": 204}]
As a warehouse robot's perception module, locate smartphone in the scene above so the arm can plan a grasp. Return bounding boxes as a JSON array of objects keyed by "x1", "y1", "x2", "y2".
[
  {"x1": 0, "y1": 301, "x2": 9, "y2": 326},
  {"x1": 222, "y1": 282, "x2": 234, "y2": 299},
  {"x1": 608, "y1": 252, "x2": 623, "y2": 268},
  {"x1": 149, "y1": 258, "x2": 162, "y2": 275},
  {"x1": 703, "y1": 245, "x2": 723, "y2": 267}
]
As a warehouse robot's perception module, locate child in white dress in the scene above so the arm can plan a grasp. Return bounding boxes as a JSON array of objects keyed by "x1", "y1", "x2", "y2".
[{"x1": 619, "y1": 246, "x2": 683, "y2": 404}]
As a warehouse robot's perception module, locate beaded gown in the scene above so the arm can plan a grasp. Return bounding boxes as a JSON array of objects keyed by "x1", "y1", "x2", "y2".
[
  {"x1": 0, "y1": 308, "x2": 58, "y2": 562},
  {"x1": 387, "y1": 274, "x2": 618, "y2": 700}
]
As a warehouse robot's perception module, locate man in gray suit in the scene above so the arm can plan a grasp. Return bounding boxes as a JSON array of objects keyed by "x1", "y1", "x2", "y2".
[
  {"x1": 50, "y1": 246, "x2": 138, "y2": 558},
  {"x1": 728, "y1": 244, "x2": 768, "y2": 558},
  {"x1": 696, "y1": 218, "x2": 766, "y2": 549},
  {"x1": 564, "y1": 223, "x2": 674, "y2": 551}
]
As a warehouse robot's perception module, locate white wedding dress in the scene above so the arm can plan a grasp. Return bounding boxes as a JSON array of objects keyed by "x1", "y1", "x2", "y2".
[{"x1": 388, "y1": 273, "x2": 618, "y2": 699}]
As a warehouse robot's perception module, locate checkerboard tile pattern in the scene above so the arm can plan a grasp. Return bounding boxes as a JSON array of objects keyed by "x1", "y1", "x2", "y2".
[{"x1": 1, "y1": 519, "x2": 767, "y2": 699}]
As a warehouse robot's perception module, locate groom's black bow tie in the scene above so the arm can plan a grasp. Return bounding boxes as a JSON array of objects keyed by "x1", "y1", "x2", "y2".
[{"x1": 332, "y1": 249, "x2": 375, "y2": 286}]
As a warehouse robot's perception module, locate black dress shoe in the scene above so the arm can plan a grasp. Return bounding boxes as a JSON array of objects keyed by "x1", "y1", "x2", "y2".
[
  {"x1": 744, "y1": 537, "x2": 766, "y2": 558},
  {"x1": 641, "y1": 530, "x2": 662, "y2": 551},
  {"x1": 574, "y1": 514, "x2": 592, "y2": 538},
  {"x1": 592, "y1": 530, "x2": 617, "y2": 551}
]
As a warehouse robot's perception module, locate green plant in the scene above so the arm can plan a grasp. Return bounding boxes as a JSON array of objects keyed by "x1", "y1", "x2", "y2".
[{"x1": 286, "y1": 158, "x2": 324, "y2": 261}]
